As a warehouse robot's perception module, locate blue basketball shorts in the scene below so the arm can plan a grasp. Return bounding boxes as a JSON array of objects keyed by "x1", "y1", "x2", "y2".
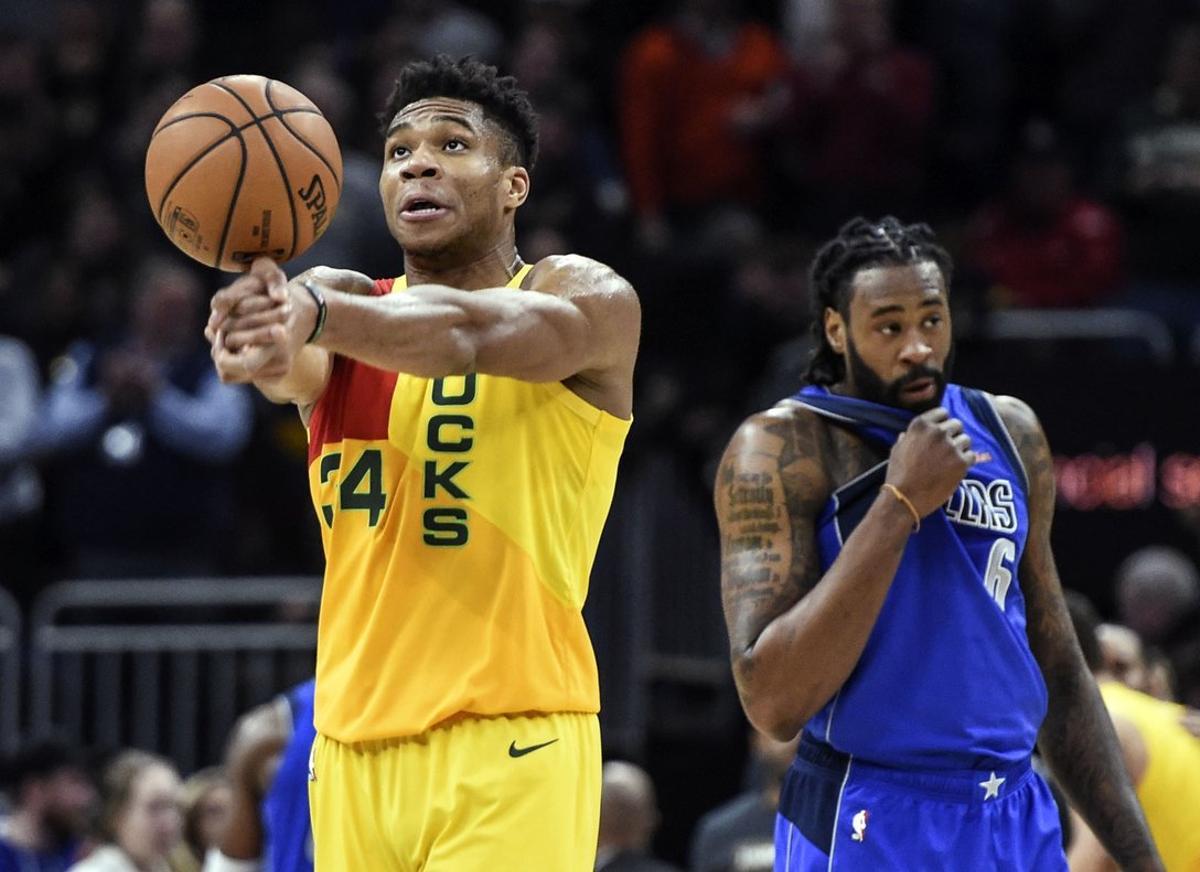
[{"x1": 775, "y1": 734, "x2": 1067, "y2": 871}]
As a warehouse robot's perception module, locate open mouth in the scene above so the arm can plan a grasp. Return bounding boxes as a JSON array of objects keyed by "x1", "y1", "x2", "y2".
[
  {"x1": 400, "y1": 198, "x2": 450, "y2": 221},
  {"x1": 901, "y1": 377, "x2": 936, "y2": 399},
  {"x1": 398, "y1": 193, "x2": 451, "y2": 223}
]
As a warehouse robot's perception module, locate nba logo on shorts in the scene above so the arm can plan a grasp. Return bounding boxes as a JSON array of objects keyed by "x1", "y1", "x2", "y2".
[
  {"x1": 851, "y1": 809, "x2": 868, "y2": 842},
  {"x1": 308, "y1": 742, "x2": 317, "y2": 783}
]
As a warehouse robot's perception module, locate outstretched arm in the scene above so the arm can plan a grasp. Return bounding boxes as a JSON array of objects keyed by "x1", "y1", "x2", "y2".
[
  {"x1": 211, "y1": 255, "x2": 639, "y2": 417},
  {"x1": 317, "y1": 254, "x2": 638, "y2": 387},
  {"x1": 996, "y1": 396, "x2": 1162, "y2": 872}
]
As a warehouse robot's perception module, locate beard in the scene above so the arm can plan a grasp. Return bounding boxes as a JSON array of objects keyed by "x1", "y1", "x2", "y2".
[
  {"x1": 845, "y1": 337, "x2": 951, "y2": 413},
  {"x1": 43, "y1": 806, "x2": 88, "y2": 846}
]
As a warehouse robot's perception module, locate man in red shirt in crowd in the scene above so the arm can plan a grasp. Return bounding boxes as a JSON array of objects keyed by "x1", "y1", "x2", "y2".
[
  {"x1": 619, "y1": 0, "x2": 790, "y2": 248},
  {"x1": 785, "y1": 0, "x2": 935, "y2": 223},
  {"x1": 965, "y1": 120, "x2": 1125, "y2": 308}
]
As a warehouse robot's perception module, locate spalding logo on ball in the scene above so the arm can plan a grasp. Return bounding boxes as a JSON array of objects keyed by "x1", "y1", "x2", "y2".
[{"x1": 145, "y1": 74, "x2": 342, "y2": 271}]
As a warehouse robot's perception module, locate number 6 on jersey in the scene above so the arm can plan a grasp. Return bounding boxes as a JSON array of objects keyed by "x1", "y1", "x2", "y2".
[{"x1": 983, "y1": 538, "x2": 1016, "y2": 609}]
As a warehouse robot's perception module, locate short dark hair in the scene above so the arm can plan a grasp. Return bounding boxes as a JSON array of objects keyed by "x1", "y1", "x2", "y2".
[
  {"x1": 804, "y1": 216, "x2": 953, "y2": 386},
  {"x1": 1063, "y1": 589, "x2": 1104, "y2": 672},
  {"x1": 0, "y1": 739, "x2": 88, "y2": 796},
  {"x1": 379, "y1": 55, "x2": 539, "y2": 171}
]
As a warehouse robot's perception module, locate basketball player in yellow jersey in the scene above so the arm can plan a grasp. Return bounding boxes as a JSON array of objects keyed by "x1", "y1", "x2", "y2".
[
  {"x1": 203, "y1": 56, "x2": 640, "y2": 871},
  {"x1": 1065, "y1": 593, "x2": 1200, "y2": 871}
]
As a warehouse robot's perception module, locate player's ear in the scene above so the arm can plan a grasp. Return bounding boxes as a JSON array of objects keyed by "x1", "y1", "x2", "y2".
[
  {"x1": 825, "y1": 307, "x2": 846, "y2": 355},
  {"x1": 503, "y1": 166, "x2": 530, "y2": 209}
]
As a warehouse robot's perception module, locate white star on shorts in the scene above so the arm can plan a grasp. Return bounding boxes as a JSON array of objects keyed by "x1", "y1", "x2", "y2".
[{"x1": 979, "y1": 771, "x2": 1005, "y2": 800}]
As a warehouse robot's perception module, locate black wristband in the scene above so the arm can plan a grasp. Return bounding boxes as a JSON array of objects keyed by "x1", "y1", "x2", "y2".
[{"x1": 302, "y1": 279, "x2": 327, "y2": 344}]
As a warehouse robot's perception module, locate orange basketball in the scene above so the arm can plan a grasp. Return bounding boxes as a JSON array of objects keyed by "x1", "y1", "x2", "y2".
[{"x1": 145, "y1": 74, "x2": 342, "y2": 272}]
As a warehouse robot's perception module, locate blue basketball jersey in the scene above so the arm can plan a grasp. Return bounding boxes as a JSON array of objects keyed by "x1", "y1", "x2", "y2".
[
  {"x1": 262, "y1": 679, "x2": 315, "y2": 872},
  {"x1": 0, "y1": 840, "x2": 76, "y2": 872},
  {"x1": 793, "y1": 384, "x2": 1047, "y2": 770}
]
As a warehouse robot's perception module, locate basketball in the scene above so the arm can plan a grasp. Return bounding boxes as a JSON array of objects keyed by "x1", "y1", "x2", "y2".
[{"x1": 145, "y1": 74, "x2": 343, "y2": 272}]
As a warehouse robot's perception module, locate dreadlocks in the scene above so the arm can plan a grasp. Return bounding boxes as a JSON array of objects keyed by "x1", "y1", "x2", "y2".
[
  {"x1": 379, "y1": 55, "x2": 540, "y2": 171},
  {"x1": 804, "y1": 216, "x2": 953, "y2": 386}
]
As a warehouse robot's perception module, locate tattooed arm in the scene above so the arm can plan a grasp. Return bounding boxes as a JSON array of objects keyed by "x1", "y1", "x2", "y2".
[
  {"x1": 996, "y1": 396, "x2": 1162, "y2": 871},
  {"x1": 714, "y1": 404, "x2": 972, "y2": 740},
  {"x1": 1067, "y1": 714, "x2": 1150, "y2": 871}
]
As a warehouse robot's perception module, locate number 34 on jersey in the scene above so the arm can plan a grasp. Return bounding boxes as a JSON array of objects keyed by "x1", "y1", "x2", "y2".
[{"x1": 315, "y1": 375, "x2": 477, "y2": 548}]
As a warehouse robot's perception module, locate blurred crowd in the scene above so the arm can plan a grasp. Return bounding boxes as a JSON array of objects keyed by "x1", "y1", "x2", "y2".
[
  {"x1": 2, "y1": 0, "x2": 1200, "y2": 590},
  {"x1": 2, "y1": 583, "x2": 1197, "y2": 871},
  {"x1": 2, "y1": 0, "x2": 1200, "y2": 866}
]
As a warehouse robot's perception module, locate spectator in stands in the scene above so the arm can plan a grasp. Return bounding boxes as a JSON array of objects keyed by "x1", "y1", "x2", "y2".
[
  {"x1": 725, "y1": 235, "x2": 814, "y2": 362},
  {"x1": 17, "y1": 176, "x2": 136, "y2": 369},
  {"x1": 511, "y1": 15, "x2": 626, "y2": 264},
  {"x1": 45, "y1": 0, "x2": 117, "y2": 158},
  {"x1": 1114, "y1": 545, "x2": 1200, "y2": 651},
  {"x1": 1097, "y1": 621, "x2": 1186, "y2": 707},
  {"x1": 698, "y1": 234, "x2": 818, "y2": 479},
  {"x1": 689, "y1": 727, "x2": 797, "y2": 872},
  {"x1": 905, "y1": 0, "x2": 1019, "y2": 205},
  {"x1": 414, "y1": 0, "x2": 504, "y2": 64},
  {"x1": 1101, "y1": 621, "x2": 1197, "y2": 709},
  {"x1": 782, "y1": 0, "x2": 935, "y2": 227},
  {"x1": 0, "y1": 740, "x2": 96, "y2": 872},
  {"x1": 110, "y1": 1, "x2": 201, "y2": 214},
  {"x1": 1046, "y1": 0, "x2": 1177, "y2": 185},
  {"x1": 781, "y1": 0, "x2": 833, "y2": 59},
  {"x1": 595, "y1": 761, "x2": 679, "y2": 872},
  {"x1": 964, "y1": 120, "x2": 1125, "y2": 309},
  {"x1": 208, "y1": 679, "x2": 314, "y2": 872},
  {"x1": 29, "y1": 257, "x2": 251, "y2": 579},
  {"x1": 176, "y1": 770, "x2": 228, "y2": 872},
  {"x1": 509, "y1": 10, "x2": 585, "y2": 108},
  {"x1": 1115, "y1": 546, "x2": 1200, "y2": 708},
  {"x1": 1107, "y1": 18, "x2": 1200, "y2": 328},
  {"x1": 1097, "y1": 623, "x2": 1151, "y2": 694},
  {"x1": 618, "y1": 0, "x2": 790, "y2": 250},
  {"x1": 69, "y1": 750, "x2": 184, "y2": 872},
  {"x1": 1143, "y1": 648, "x2": 1179, "y2": 703},
  {"x1": 0, "y1": 335, "x2": 44, "y2": 599},
  {"x1": 128, "y1": 0, "x2": 199, "y2": 96},
  {"x1": 1064, "y1": 592, "x2": 1200, "y2": 871}
]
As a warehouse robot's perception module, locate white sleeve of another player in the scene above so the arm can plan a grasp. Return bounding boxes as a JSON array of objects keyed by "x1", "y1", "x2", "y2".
[{"x1": 203, "y1": 848, "x2": 261, "y2": 872}]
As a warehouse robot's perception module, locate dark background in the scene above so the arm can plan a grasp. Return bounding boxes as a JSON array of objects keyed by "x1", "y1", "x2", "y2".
[{"x1": 2, "y1": 0, "x2": 1199, "y2": 864}]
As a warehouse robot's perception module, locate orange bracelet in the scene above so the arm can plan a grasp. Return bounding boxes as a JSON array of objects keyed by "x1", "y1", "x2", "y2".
[{"x1": 881, "y1": 483, "x2": 921, "y2": 532}]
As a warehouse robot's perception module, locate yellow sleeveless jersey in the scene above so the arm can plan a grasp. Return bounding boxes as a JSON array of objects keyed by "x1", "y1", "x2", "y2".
[
  {"x1": 1100, "y1": 681, "x2": 1200, "y2": 871},
  {"x1": 305, "y1": 266, "x2": 631, "y2": 743}
]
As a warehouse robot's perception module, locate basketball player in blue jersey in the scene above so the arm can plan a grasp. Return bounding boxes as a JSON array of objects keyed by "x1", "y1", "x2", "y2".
[
  {"x1": 714, "y1": 217, "x2": 1163, "y2": 870},
  {"x1": 204, "y1": 680, "x2": 315, "y2": 872}
]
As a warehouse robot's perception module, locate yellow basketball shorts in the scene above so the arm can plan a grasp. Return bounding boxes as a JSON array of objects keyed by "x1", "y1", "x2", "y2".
[{"x1": 307, "y1": 711, "x2": 601, "y2": 871}]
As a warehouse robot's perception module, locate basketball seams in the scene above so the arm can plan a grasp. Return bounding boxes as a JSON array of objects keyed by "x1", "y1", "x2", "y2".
[
  {"x1": 155, "y1": 124, "x2": 244, "y2": 224},
  {"x1": 213, "y1": 135, "x2": 250, "y2": 270},
  {"x1": 275, "y1": 113, "x2": 343, "y2": 194},
  {"x1": 153, "y1": 108, "x2": 327, "y2": 143},
  {"x1": 151, "y1": 112, "x2": 237, "y2": 141},
  {"x1": 265, "y1": 80, "x2": 343, "y2": 194},
  {"x1": 211, "y1": 79, "x2": 301, "y2": 261}
]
